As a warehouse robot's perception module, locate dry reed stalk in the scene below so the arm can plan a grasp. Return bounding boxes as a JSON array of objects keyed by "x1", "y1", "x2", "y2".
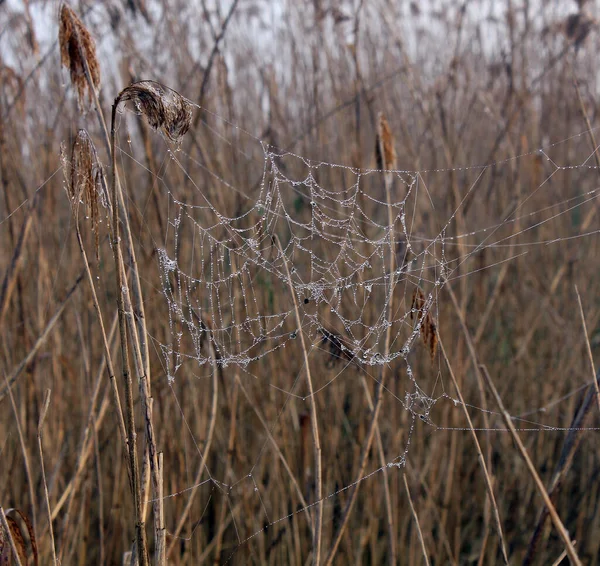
[
  {"x1": 406, "y1": 466, "x2": 457, "y2": 565},
  {"x1": 403, "y1": 474, "x2": 430, "y2": 566},
  {"x1": 524, "y1": 334, "x2": 600, "y2": 563},
  {"x1": 60, "y1": 131, "x2": 133, "y2": 553},
  {"x1": 275, "y1": 235, "x2": 323, "y2": 565},
  {"x1": 165, "y1": 336, "x2": 219, "y2": 558},
  {"x1": 0, "y1": 193, "x2": 37, "y2": 328},
  {"x1": 0, "y1": 273, "x2": 83, "y2": 402},
  {"x1": 509, "y1": 182, "x2": 598, "y2": 485},
  {"x1": 61, "y1": 3, "x2": 153, "y2": 419},
  {"x1": 236, "y1": 377, "x2": 314, "y2": 528},
  {"x1": 444, "y1": 283, "x2": 509, "y2": 560},
  {"x1": 157, "y1": 451, "x2": 164, "y2": 565},
  {"x1": 571, "y1": 64, "x2": 600, "y2": 171},
  {"x1": 358, "y1": 374, "x2": 396, "y2": 565},
  {"x1": 109, "y1": 112, "x2": 148, "y2": 566},
  {"x1": 550, "y1": 543, "x2": 577, "y2": 566},
  {"x1": 52, "y1": 381, "x2": 112, "y2": 520},
  {"x1": 575, "y1": 288, "x2": 600, "y2": 415},
  {"x1": 325, "y1": 111, "x2": 399, "y2": 566},
  {"x1": 59, "y1": 3, "x2": 100, "y2": 108},
  {"x1": 57, "y1": 19, "x2": 149, "y2": 556},
  {"x1": 379, "y1": 110, "x2": 398, "y2": 564},
  {"x1": 110, "y1": 81, "x2": 191, "y2": 566},
  {"x1": 193, "y1": 0, "x2": 240, "y2": 120},
  {"x1": 133, "y1": 102, "x2": 166, "y2": 237},
  {"x1": 212, "y1": 375, "x2": 239, "y2": 563},
  {"x1": 213, "y1": 253, "x2": 243, "y2": 564},
  {"x1": 513, "y1": 60, "x2": 600, "y2": 369},
  {"x1": 473, "y1": 261, "x2": 510, "y2": 346},
  {"x1": 56, "y1": 316, "x2": 120, "y2": 557},
  {"x1": 438, "y1": 338, "x2": 509, "y2": 564},
  {"x1": 184, "y1": 501, "x2": 243, "y2": 563},
  {"x1": 513, "y1": 189, "x2": 598, "y2": 361},
  {"x1": 59, "y1": 4, "x2": 151, "y2": 397},
  {"x1": 479, "y1": 365, "x2": 582, "y2": 566},
  {"x1": 37, "y1": 389, "x2": 57, "y2": 565},
  {"x1": 3, "y1": 371, "x2": 37, "y2": 539}
]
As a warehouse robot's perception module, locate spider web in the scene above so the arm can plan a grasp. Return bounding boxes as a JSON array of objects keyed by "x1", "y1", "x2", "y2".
[
  {"x1": 156, "y1": 141, "x2": 443, "y2": 378},
  {"x1": 113, "y1": 100, "x2": 600, "y2": 560}
]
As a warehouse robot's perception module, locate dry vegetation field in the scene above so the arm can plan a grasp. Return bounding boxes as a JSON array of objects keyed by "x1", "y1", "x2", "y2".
[{"x1": 2, "y1": 1, "x2": 600, "y2": 564}]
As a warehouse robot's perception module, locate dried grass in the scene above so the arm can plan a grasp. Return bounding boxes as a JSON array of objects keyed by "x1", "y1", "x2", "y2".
[
  {"x1": 116, "y1": 81, "x2": 192, "y2": 142},
  {"x1": 3, "y1": 2, "x2": 600, "y2": 564},
  {"x1": 59, "y1": 3, "x2": 100, "y2": 107},
  {"x1": 62, "y1": 130, "x2": 103, "y2": 258}
]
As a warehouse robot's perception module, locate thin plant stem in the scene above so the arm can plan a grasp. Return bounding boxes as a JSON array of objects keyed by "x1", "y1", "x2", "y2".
[
  {"x1": 575, "y1": 287, "x2": 600, "y2": 415},
  {"x1": 439, "y1": 338, "x2": 508, "y2": 564},
  {"x1": 3, "y1": 372, "x2": 37, "y2": 538},
  {"x1": 325, "y1": 120, "x2": 398, "y2": 566},
  {"x1": 37, "y1": 389, "x2": 57, "y2": 565},
  {"x1": 275, "y1": 235, "x2": 323, "y2": 565},
  {"x1": 0, "y1": 273, "x2": 83, "y2": 402},
  {"x1": 403, "y1": 473, "x2": 430, "y2": 566},
  {"x1": 166, "y1": 337, "x2": 219, "y2": 558},
  {"x1": 110, "y1": 96, "x2": 148, "y2": 566},
  {"x1": 479, "y1": 365, "x2": 582, "y2": 566}
]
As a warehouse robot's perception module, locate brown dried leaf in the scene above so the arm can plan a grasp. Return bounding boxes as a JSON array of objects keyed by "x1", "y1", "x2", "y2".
[{"x1": 6, "y1": 516, "x2": 27, "y2": 566}]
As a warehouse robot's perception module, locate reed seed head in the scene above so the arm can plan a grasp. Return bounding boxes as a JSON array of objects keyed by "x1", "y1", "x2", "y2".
[
  {"x1": 375, "y1": 111, "x2": 397, "y2": 172},
  {"x1": 115, "y1": 81, "x2": 193, "y2": 142},
  {"x1": 59, "y1": 3, "x2": 101, "y2": 108},
  {"x1": 62, "y1": 130, "x2": 103, "y2": 258}
]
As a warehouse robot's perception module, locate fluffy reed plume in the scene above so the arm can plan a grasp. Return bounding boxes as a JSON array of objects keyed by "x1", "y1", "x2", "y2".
[
  {"x1": 375, "y1": 111, "x2": 397, "y2": 173},
  {"x1": 61, "y1": 130, "x2": 103, "y2": 257},
  {"x1": 411, "y1": 288, "x2": 438, "y2": 360},
  {"x1": 59, "y1": 3, "x2": 100, "y2": 107},
  {"x1": 115, "y1": 81, "x2": 193, "y2": 142}
]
